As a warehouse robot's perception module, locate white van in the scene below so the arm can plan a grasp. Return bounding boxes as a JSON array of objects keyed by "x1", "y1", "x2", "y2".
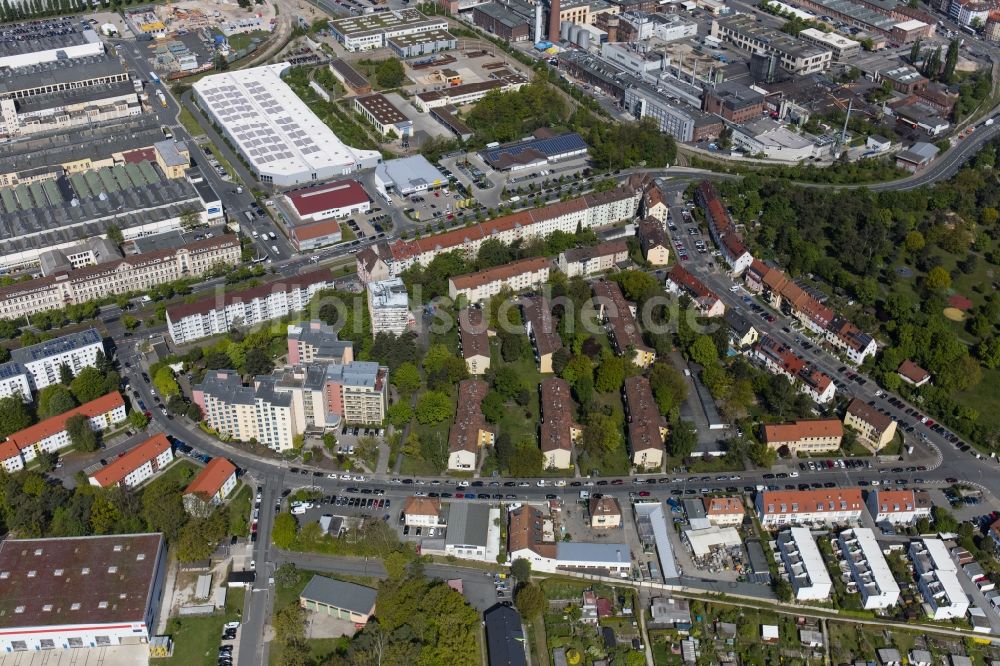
[{"x1": 291, "y1": 505, "x2": 307, "y2": 515}]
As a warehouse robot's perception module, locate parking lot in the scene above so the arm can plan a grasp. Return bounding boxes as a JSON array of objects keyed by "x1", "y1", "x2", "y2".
[{"x1": 402, "y1": 187, "x2": 470, "y2": 226}]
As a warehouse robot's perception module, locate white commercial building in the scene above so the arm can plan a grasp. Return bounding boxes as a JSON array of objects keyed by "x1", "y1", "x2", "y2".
[
  {"x1": 366, "y1": 277, "x2": 412, "y2": 337},
  {"x1": 683, "y1": 526, "x2": 742, "y2": 558},
  {"x1": 444, "y1": 503, "x2": 501, "y2": 563},
  {"x1": 89, "y1": 434, "x2": 175, "y2": 489},
  {"x1": 731, "y1": 118, "x2": 826, "y2": 162},
  {"x1": 373, "y1": 155, "x2": 447, "y2": 198},
  {"x1": 798, "y1": 28, "x2": 861, "y2": 63},
  {"x1": 192, "y1": 64, "x2": 381, "y2": 187},
  {"x1": 5, "y1": 328, "x2": 104, "y2": 393},
  {"x1": 508, "y1": 505, "x2": 632, "y2": 575},
  {"x1": 0, "y1": 20, "x2": 104, "y2": 69},
  {"x1": 328, "y1": 9, "x2": 448, "y2": 52},
  {"x1": 777, "y1": 527, "x2": 832, "y2": 601},
  {"x1": 838, "y1": 528, "x2": 900, "y2": 610},
  {"x1": 166, "y1": 270, "x2": 333, "y2": 344},
  {"x1": 0, "y1": 533, "x2": 167, "y2": 652},
  {"x1": 910, "y1": 539, "x2": 969, "y2": 620}
]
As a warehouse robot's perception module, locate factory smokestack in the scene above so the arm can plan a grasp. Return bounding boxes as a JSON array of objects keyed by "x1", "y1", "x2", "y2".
[{"x1": 548, "y1": 0, "x2": 561, "y2": 42}]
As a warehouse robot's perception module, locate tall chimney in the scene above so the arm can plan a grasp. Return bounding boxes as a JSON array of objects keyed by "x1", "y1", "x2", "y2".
[{"x1": 548, "y1": 0, "x2": 561, "y2": 42}]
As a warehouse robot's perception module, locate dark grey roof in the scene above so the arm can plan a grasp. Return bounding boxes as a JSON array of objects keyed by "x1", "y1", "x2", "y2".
[
  {"x1": 0, "y1": 55, "x2": 126, "y2": 96},
  {"x1": 484, "y1": 604, "x2": 527, "y2": 666},
  {"x1": 299, "y1": 575, "x2": 377, "y2": 614},
  {"x1": 445, "y1": 502, "x2": 491, "y2": 548},
  {"x1": 10, "y1": 328, "x2": 101, "y2": 364},
  {"x1": 725, "y1": 310, "x2": 756, "y2": 337},
  {"x1": 14, "y1": 80, "x2": 136, "y2": 114},
  {"x1": 196, "y1": 370, "x2": 257, "y2": 406}
]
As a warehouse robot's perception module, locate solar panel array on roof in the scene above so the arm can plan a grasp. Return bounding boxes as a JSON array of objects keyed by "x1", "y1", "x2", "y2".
[{"x1": 480, "y1": 132, "x2": 588, "y2": 165}]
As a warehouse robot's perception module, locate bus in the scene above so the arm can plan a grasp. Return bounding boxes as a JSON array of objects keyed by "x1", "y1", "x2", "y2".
[{"x1": 149, "y1": 71, "x2": 161, "y2": 85}]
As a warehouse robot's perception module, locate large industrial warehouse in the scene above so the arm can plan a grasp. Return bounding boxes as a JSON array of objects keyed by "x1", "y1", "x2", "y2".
[
  {"x1": 192, "y1": 63, "x2": 381, "y2": 187},
  {"x1": 0, "y1": 533, "x2": 167, "y2": 652}
]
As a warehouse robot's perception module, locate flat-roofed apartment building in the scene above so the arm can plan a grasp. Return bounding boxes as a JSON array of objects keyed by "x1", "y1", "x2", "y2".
[
  {"x1": 0, "y1": 533, "x2": 167, "y2": 652},
  {"x1": 287, "y1": 321, "x2": 354, "y2": 366},
  {"x1": 756, "y1": 487, "x2": 863, "y2": 527},
  {"x1": 623, "y1": 376, "x2": 667, "y2": 470},
  {"x1": 367, "y1": 277, "x2": 412, "y2": 337},
  {"x1": 909, "y1": 538, "x2": 969, "y2": 620},
  {"x1": 0, "y1": 392, "x2": 126, "y2": 473},
  {"x1": 0, "y1": 236, "x2": 240, "y2": 321},
  {"x1": 540, "y1": 377, "x2": 581, "y2": 470},
  {"x1": 447, "y1": 379, "x2": 495, "y2": 471},
  {"x1": 459, "y1": 307, "x2": 490, "y2": 376},
  {"x1": 844, "y1": 398, "x2": 897, "y2": 452},
  {"x1": 354, "y1": 93, "x2": 413, "y2": 138},
  {"x1": 762, "y1": 418, "x2": 843, "y2": 454},
  {"x1": 711, "y1": 15, "x2": 831, "y2": 74},
  {"x1": 592, "y1": 279, "x2": 655, "y2": 367},
  {"x1": 448, "y1": 257, "x2": 551, "y2": 304},
  {"x1": 89, "y1": 433, "x2": 174, "y2": 489},
  {"x1": 798, "y1": 27, "x2": 861, "y2": 63},
  {"x1": 777, "y1": 527, "x2": 832, "y2": 601},
  {"x1": 838, "y1": 528, "x2": 900, "y2": 609},
  {"x1": 521, "y1": 295, "x2": 562, "y2": 374}
]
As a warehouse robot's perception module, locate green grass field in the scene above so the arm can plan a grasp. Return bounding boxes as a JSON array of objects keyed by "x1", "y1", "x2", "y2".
[{"x1": 178, "y1": 105, "x2": 204, "y2": 137}]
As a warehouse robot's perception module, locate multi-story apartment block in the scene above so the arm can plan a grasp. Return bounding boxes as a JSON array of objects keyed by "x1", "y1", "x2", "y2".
[
  {"x1": 844, "y1": 398, "x2": 897, "y2": 452},
  {"x1": 777, "y1": 527, "x2": 832, "y2": 601},
  {"x1": 756, "y1": 488, "x2": 863, "y2": 527},
  {"x1": 447, "y1": 379, "x2": 495, "y2": 471},
  {"x1": 752, "y1": 335, "x2": 835, "y2": 404},
  {"x1": 798, "y1": 28, "x2": 861, "y2": 63},
  {"x1": 540, "y1": 377, "x2": 581, "y2": 470},
  {"x1": 695, "y1": 181, "x2": 754, "y2": 276},
  {"x1": 0, "y1": 364, "x2": 31, "y2": 401},
  {"x1": 194, "y1": 370, "x2": 297, "y2": 451},
  {"x1": 447, "y1": 257, "x2": 551, "y2": 304},
  {"x1": 0, "y1": 392, "x2": 126, "y2": 472},
  {"x1": 867, "y1": 489, "x2": 932, "y2": 524},
  {"x1": 711, "y1": 16, "x2": 832, "y2": 74},
  {"x1": 637, "y1": 218, "x2": 671, "y2": 266},
  {"x1": 521, "y1": 295, "x2": 562, "y2": 374},
  {"x1": 665, "y1": 264, "x2": 725, "y2": 318},
  {"x1": 556, "y1": 239, "x2": 629, "y2": 278},
  {"x1": 837, "y1": 528, "x2": 900, "y2": 609},
  {"x1": 89, "y1": 433, "x2": 174, "y2": 489},
  {"x1": 909, "y1": 539, "x2": 969, "y2": 620},
  {"x1": 287, "y1": 321, "x2": 354, "y2": 365},
  {"x1": 166, "y1": 270, "x2": 333, "y2": 344},
  {"x1": 623, "y1": 376, "x2": 667, "y2": 470},
  {"x1": 182, "y1": 457, "x2": 239, "y2": 517},
  {"x1": 325, "y1": 362, "x2": 388, "y2": 425},
  {"x1": 369, "y1": 185, "x2": 642, "y2": 276},
  {"x1": 0, "y1": 236, "x2": 240, "y2": 321},
  {"x1": 1, "y1": 328, "x2": 104, "y2": 393},
  {"x1": 459, "y1": 308, "x2": 491, "y2": 376},
  {"x1": 762, "y1": 419, "x2": 843, "y2": 454},
  {"x1": 592, "y1": 279, "x2": 655, "y2": 367},
  {"x1": 367, "y1": 278, "x2": 412, "y2": 337}
]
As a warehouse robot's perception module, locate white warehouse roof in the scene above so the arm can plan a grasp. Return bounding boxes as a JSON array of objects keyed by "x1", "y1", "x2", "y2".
[{"x1": 193, "y1": 64, "x2": 381, "y2": 186}]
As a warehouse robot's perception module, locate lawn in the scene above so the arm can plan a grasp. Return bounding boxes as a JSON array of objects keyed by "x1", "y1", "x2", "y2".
[
  {"x1": 178, "y1": 105, "x2": 204, "y2": 137},
  {"x1": 269, "y1": 637, "x2": 347, "y2": 666},
  {"x1": 224, "y1": 30, "x2": 270, "y2": 52},
  {"x1": 956, "y1": 365, "x2": 1000, "y2": 433},
  {"x1": 228, "y1": 485, "x2": 252, "y2": 537},
  {"x1": 161, "y1": 586, "x2": 243, "y2": 666},
  {"x1": 339, "y1": 223, "x2": 356, "y2": 243}
]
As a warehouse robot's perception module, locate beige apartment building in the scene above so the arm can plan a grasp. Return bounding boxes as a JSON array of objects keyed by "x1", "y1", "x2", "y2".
[
  {"x1": 0, "y1": 235, "x2": 240, "y2": 321},
  {"x1": 844, "y1": 398, "x2": 897, "y2": 451},
  {"x1": 762, "y1": 419, "x2": 844, "y2": 455},
  {"x1": 447, "y1": 257, "x2": 550, "y2": 304}
]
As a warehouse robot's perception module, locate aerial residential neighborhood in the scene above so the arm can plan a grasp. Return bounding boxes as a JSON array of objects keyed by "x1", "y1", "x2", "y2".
[{"x1": 2, "y1": 0, "x2": 1000, "y2": 663}]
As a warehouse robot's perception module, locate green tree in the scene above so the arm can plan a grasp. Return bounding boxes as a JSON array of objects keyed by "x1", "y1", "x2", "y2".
[
  {"x1": 153, "y1": 366, "x2": 180, "y2": 398},
  {"x1": 415, "y1": 391, "x2": 453, "y2": 424},
  {"x1": 106, "y1": 224, "x2": 124, "y2": 246},
  {"x1": 926, "y1": 266, "x2": 952, "y2": 291},
  {"x1": 0, "y1": 395, "x2": 33, "y2": 437},
  {"x1": 273, "y1": 604, "x2": 306, "y2": 644},
  {"x1": 179, "y1": 208, "x2": 202, "y2": 231},
  {"x1": 481, "y1": 390, "x2": 505, "y2": 423},
  {"x1": 66, "y1": 414, "x2": 98, "y2": 452},
  {"x1": 688, "y1": 335, "x2": 719, "y2": 367},
  {"x1": 511, "y1": 558, "x2": 532, "y2": 584},
  {"x1": 37, "y1": 384, "x2": 78, "y2": 419},
  {"x1": 272, "y1": 512, "x2": 298, "y2": 549},
  {"x1": 375, "y1": 58, "x2": 405, "y2": 88},
  {"x1": 514, "y1": 582, "x2": 545, "y2": 618},
  {"x1": 387, "y1": 401, "x2": 413, "y2": 428},
  {"x1": 243, "y1": 348, "x2": 273, "y2": 376},
  {"x1": 141, "y1": 475, "x2": 188, "y2": 540},
  {"x1": 509, "y1": 439, "x2": 543, "y2": 476},
  {"x1": 59, "y1": 363, "x2": 74, "y2": 385},
  {"x1": 128, "y1": 410, "x2": 149, "y2": 429},
  {"x1": 491, "y1": 365, "x2": 523, "y2": 398},
  {"x1": 70, "y1": 366, "x2": 112, "y2": 404},
  {"x1": 649, "y1": 362, "x2": 687, "y2": 416},
  {"x1": 904, "y1": 230, "x2": 925, "y2": 252},
  {"x1": 668, "y1": 419, "x2": 697, "y2": 459},
  {"x1": 594, "y1": 353, "x2": 626, "y2": 393},
  {"x1": 393, "y1": 361, "x2": 421, "y2": 395}
]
